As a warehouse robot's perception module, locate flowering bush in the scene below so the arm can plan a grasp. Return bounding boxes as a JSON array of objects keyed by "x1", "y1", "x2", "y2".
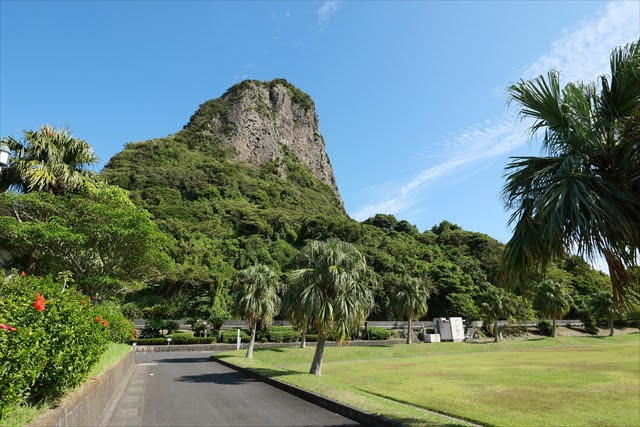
[
  {"x1": 0, "y1": 274, "x2": 109, "y2": 410},
  {"x1": 93, "y1": 301, "x2": 136, "y2": 343}
]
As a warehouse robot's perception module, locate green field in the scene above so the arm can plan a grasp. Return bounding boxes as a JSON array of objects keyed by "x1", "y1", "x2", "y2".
[{"x1": 214, "y1": 334, "x2": 640, "y2": 426}]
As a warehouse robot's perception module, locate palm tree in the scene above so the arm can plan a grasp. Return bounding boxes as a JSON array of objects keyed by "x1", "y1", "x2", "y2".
[
  {"x1": 394, "y1": 275, "x2": 429, "y2": 344},
  {"x1": 502, "y1": 42, "x2": 640, "y2": 306},
  {"x1": 289, "y1": 239, "x2": 373, "y2": 376},
  {"x1": 0, "y1": 124, "x2": 98, "y2": 194},
  {"x1": 282, "y1": 283, "x2": 310, "y2": 348},
  {"x1": 479, "y1": 285, "x2": 513, "y2": 342},
  {"x1": 590, "y1": 291, "x2": 619, "y2": 336},
  {"x1": 533, "y1": 280, "x2": 572, "y2": 337},
  {"x1": 231, "y1": 264, "x2": 282, "y2": 358}
]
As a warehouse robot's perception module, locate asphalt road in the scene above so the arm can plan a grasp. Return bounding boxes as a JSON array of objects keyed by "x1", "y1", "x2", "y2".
[{"x1": 102, "y1": 351, "x2": 359, "y2": 426}]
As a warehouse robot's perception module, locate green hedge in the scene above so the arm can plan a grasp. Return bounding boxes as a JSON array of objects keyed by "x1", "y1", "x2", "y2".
[
  {"x1": 306, "y1": 333, "x2": 318, "y2": 342},
  {"x1": 0, "y1": 274, "x2": 110, "y2": 410},
  {"x1": 259, "y1": 326, "x2": 300, "y2": 343},
  {"x1": 221, "y1": 329, "x2": 250, "y2": 343},
  {"x1": 364, "y1": 326, "x2": 391, "y2": 340},
  {"x1": 133, "y1": 336, "x2": 217, "y2": 345}
]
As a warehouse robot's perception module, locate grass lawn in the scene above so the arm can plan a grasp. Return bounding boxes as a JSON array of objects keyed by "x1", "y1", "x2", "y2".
[
  {"x1": 214, "y1": 334, "x2": 640, "y2": 426},
  {"x1": 0, "y1": 343, "x2": 132, "y2": 427}
]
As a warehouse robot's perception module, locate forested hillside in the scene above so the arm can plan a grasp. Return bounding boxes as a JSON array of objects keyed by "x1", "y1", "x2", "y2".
[{"x1": 102, "y1": 79, "x2": 615, "y2": 323}]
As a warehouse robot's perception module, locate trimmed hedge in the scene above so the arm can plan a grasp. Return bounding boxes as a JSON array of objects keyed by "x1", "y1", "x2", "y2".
[
  {"x1": 306, "y1": 333, "x2": 318, "y2": 342},
  {"x1": 0, "y1": 274, "x2": 110, "y2": 410},
  {"x1": 364, "y1": 326, "x2": 391, "y2": 340},
  {"x1": 259, "y1": 326, "x2": 300, "y2": 343},
  {"x1": 133, "y1": 337, "x2": 217, "y2": 345},
  {"x1": 221, "y1": 328, "x2": 250, "y2": 343}
]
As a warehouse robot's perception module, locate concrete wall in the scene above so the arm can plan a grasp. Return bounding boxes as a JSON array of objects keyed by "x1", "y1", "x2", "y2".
[{"x1": 29, "y1": 351, "x2": 134, "y2": 427}]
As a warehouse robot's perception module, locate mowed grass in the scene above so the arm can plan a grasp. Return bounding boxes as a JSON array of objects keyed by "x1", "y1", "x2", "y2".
[{"x1": 214, "y1": 334, "x2": 640, "y2": 426}]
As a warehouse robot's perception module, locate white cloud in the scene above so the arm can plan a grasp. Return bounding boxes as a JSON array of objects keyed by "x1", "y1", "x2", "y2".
[
  {"x1": 317, "y1": 1, "x2": 341, "y2": 25},
  {"x1": 352, "y1": 1, "x2": 639, "y2": 222}
]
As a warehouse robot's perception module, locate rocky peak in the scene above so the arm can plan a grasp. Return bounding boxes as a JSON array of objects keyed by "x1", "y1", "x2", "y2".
[{"x1": 182, "y1": 79, "x2": 344, "y2": 209}]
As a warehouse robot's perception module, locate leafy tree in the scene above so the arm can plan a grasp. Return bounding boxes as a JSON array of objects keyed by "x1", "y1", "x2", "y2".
[
  {"x1": 289, "y1": 239, "x2": 373, "y2": 375},
  {"x1": 0, "y1": 125, "x2": 98, "y2": 194},
  {"x1": 394, "y1": 275, "x2": 429, "y2": 343},
  {"x1": 533, "y1": 280, "x2": 573, "y2": 337},
  {"x1": 502, "y1": 42, "x2": 640, "y2": 305},
  {"x1": 479, "y1": 285, "x2": 514, "y2": 342},
  {"x1": 0, "y1": 184, "x2": 172, "y2": 300},
  {"x1": 231, "y1": 264, "x2": 282, "y2": 358}
]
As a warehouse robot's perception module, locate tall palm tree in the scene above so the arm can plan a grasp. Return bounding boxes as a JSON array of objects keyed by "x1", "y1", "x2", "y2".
[
  {"x1": 394, "y1": 275, "x2": 429, "y2": 344},
  {"x1": 231, "y1": 264, "x2": 282, "y2": 358},
  {"x1": 502, "y1": 42, "x2": 640, "y2": 306},
  {"x1": 533, "y1": 280, "x2": 572, "y2": 337},
  {"x1": 289, "y1": 239, "x2": 373, "y2": 376},
  {"x1": 0, "y1": 124, "x2": 98, "y2": 194},
  {"x1": 479, "y1": 285, "x2": 513, "y2": 342}
]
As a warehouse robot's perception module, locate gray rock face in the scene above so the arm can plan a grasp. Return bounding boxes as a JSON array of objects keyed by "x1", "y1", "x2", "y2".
[{"x1": 183, "y1": 79, "x2": 344, "y2": 209}]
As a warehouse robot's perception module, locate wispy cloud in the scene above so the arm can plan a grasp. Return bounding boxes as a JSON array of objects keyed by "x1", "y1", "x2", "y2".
[
  {"x1": 317, "y1": 1, "x2": 341, "y2": 25},
  {"x1": 352, "y1": 1, "x2": 639, "y2": 221}
]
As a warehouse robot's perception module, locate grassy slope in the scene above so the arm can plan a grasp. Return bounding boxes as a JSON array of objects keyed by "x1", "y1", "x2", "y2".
[
  {"x1": 214, "y1": 334, "x2": 640, "y2": 426},
  {"x1": 1, "y1": 343, "x2": 132, "y2": 427}
]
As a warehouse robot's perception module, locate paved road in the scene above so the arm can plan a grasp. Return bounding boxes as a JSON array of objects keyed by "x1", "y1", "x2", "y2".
[{"x1": 102, "y1": 351, "x2": 359, "y2": 426}]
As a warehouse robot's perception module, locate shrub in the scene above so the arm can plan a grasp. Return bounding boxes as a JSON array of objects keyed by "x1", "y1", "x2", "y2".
[
  {"x1": 94, "y1": 302, "x2": 136, "y2": 343},
  {"x1": 163, "y1": 320, "x2": 180, "y2": 335},
  {"x1": 0, "y1": 274, "x2": 109, "y2": 410},
  {"x1": 133, "y1": 336, "x2": 217, "y2": 345},
  {"x1": 582, "y1": 315, "x2": 599, "y2": 335},
  {"x1": 306, "y1": 333, "x2": 318, "y2": 342},
  {"x1": 221, "y1": 329, "x2": 250, "y2": 343},
  {"x1": 139, "y1": 319, "x2": 164, "y2": 338},
  {"x1": 363, "y1": 327, "x2": 390, "y2": 340},
  {"x1": 537, "y1": 320, "x2": 553, "y2": 336},
  {"x1": 625, "y1": 305, "x2": 640, "y2": 328},
  {"x1": 259, "y1": 326, "x2": 300, "y2": 343}
]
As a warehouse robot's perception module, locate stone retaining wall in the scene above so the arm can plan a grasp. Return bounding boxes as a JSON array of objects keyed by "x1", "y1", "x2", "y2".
[{"x1": 29, "y1": 351, "x2": 134, "y2": 427}]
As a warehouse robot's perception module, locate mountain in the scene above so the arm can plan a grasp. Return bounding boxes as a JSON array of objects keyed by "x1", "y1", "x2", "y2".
[{"x1": 101, "y1": 79, "x2": 611, "y2": 322}]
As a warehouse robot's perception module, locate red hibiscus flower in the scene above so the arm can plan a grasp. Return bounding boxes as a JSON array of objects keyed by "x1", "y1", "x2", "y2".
[
  {"x1": 102, "y1": 319, "x2": 109, "y2": 327},
  {"x1": 0, "y1": 324, "x2": 17, "y2": 332},
  {"x1": 95, "y1": 316, "x2": 101, "y2": 323},
  {"x1": 33, "y1": 293, "x2": 47, "y2": 312},
  {"x1": 21, "y1": 271, "x2": 26, "y2": 277}
]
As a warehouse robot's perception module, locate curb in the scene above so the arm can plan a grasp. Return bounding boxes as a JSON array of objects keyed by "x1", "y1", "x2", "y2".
[{"x1": 213, "y1": 357, "x2": 399, "y2": 427}]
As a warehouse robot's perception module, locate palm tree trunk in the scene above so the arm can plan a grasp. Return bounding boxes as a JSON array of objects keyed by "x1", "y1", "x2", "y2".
[
  {"x1": 552, "y1": 317, "x2": 557, "y2": 338},
  {"x1": 246, "y1": 321, "x2": 257, "y2": 359},
  {"x1": 407, "y1": 316, "x2": 412, "y2": 344},
  {"x1": 300, "y1": 325, "x2": 307, "y2": 348},
  {"x1": 310, "y1": 333, "x2": 326, "y2": 376},
  {"x1": 494, "y1": 321, "x2": 500, "y2": 342},
  {"x1": 609, "y1": 317, "x2": 614, "y2": 336}
]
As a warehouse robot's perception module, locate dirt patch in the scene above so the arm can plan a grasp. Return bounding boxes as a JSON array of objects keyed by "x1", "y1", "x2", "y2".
[{"x1": 384, "y1": 362, "x2": 420, "y2": 369}]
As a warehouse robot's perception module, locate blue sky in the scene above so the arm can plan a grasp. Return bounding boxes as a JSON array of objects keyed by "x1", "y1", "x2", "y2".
[{"x1": 1, "y1": 1, "x2": 638, "y2": 246}]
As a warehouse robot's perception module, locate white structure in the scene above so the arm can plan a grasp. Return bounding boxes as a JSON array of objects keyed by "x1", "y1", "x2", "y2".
[
  {"x1": 424, "y1": 334, "x2": 441, "y2": 343},
  {"x1": 433, "y1": 317, "x2": 465, "y2": 342}
]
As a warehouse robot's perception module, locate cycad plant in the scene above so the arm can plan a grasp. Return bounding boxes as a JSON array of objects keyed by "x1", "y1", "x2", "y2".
[
  {"x1": 394, "y1": 275, "x2": 429, "y2": 344},
  {"x1": 1, "y1": 125, "x2": 98, "y2": 194},
  {"x1": 231, "y1": 264, "x2": 282, "y2": 358},
  {"x1": 533, "y1": 280, "x2": 572, "y2": 337},
  {"x1": 289, "y1": 239, "x2": 373, "y2": 376},
  {"x1": 502, "y1": 41, "x2": 640, "y2": 306}
]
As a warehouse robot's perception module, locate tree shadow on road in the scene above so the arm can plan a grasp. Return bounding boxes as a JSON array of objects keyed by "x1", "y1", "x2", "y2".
[
  {"x1": 153, "y1": 356, "x2": 212, "y2": 364},
  {"x1": 175, "y1": 371, "x2": 258, "y2": 385}
]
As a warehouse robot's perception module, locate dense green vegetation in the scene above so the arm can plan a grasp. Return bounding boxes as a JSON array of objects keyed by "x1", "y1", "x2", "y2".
[
  {"x1": 98, "y1": 78, "x2": 638, "y2": 329},
  {"x1": 215, "y1": 334, "x2": 640, "y2": 426}
]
